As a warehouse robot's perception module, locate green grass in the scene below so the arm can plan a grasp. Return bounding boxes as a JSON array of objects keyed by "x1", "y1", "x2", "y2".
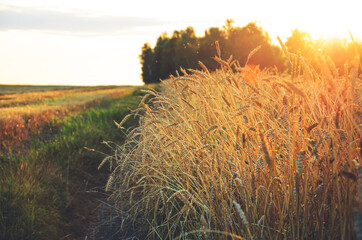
[{"x1": 0, "y1": 85, "x2": 159, "y2": 240}]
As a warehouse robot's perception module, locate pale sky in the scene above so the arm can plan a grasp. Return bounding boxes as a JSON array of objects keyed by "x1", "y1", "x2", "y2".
[{"x1": 0, "y1": 0, "x2": 361, "y2": 86}]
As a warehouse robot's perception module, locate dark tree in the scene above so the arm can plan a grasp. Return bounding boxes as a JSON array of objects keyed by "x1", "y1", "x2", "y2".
[
  {"x1": 285, "y1": 29, "x2": 312, "y2": 54},
  {"x1": 199, "y1": 27, "x2": 227, "y2": 70},
  {"x1": 225, "y1": 22, "x2": 285, "y2": 70},
  {"x1": 139, "y1": 43, "x2": 154, "y2": 84},
  {"x1": 139, "y1": 21, "x2": 287, "y2": 84},
  {"x1": 285, "y1": 30, "x2": 362, "y2": 75}
]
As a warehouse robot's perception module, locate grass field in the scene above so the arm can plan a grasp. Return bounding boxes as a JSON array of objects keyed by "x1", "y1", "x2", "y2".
[
  {"x1": 105, "y1": 47, "x2": 361, "y2": 239},
  {"x1": 0, "y1": 85, "x2": 158, "y2": 239}
]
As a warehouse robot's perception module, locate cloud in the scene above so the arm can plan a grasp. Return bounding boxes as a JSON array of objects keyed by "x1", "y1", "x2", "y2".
[{"x1": 0, "y1": 4, "x2": 166, "y2": 34}]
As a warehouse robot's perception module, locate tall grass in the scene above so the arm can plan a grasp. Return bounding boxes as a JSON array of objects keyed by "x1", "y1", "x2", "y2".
[{"x1": 106, "y1": 46, "x2": 361, "y2": 239}]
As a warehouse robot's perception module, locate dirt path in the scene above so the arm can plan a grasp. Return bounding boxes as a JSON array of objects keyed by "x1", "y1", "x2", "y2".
[{"x1": 0, "y1": 86, "x2": 148, "y2": 239}]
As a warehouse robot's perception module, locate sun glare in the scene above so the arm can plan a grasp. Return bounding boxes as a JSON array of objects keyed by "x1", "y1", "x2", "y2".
[{"x1": 0, "y1": 0, "x2": 361, "y2": 86}]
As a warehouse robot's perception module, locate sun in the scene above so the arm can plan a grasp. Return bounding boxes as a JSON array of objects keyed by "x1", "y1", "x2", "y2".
[{"x1": 241, "y1": 0, "x2": 362, "y2": 43}]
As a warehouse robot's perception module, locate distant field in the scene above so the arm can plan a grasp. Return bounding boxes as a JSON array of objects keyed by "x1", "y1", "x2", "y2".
[
  {"x1": 0, "y1": 85, "x2": 136, "y2": 149},
  {"x1": 0, "y1": 84, "x2": 78, "y2": 93},
  {"x1": 0, "y1": 84, "x2": 132, "y2": 93},
  {"x1": 0, "y1": 85, "x2": 135, "y2": 108}
]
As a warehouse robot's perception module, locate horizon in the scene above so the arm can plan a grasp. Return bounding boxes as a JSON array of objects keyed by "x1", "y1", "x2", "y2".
[{"x1": 1, "y1": 0, "x2": 361, "y2": 86}]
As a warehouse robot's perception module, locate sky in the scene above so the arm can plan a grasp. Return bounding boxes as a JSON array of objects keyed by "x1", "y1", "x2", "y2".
[{"x1": 0, "y1": 0, "x2": 361, "y2": 86}]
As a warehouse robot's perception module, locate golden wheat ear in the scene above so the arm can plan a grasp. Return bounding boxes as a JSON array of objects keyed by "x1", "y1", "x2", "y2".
[
  {"x1": 215, "y1": 40, "x2": 221, "y2": 58},
  {"x1": 277, "y1": 36, "x2": 291, "y2": 64},
  {"x1": 245, "y1": 45, "x2": 261, "y2": 66}
]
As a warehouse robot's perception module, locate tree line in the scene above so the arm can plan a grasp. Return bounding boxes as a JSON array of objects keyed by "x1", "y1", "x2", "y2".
[
  {"x1": 139, "y1": 20, "x2": 361, "y2": 84},
  {"x1": 285, "y1": 29, "x2": 361, "y2": 76}
]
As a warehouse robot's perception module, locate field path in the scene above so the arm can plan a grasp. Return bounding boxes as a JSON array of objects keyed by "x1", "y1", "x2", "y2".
[{"x1": 0, "y1": 85, "x2": 145, "y2": 240}]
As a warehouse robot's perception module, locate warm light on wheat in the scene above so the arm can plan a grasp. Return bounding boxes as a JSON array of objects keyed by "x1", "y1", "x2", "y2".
[{"x1": 105, "y1": 44, "x2": 361, "y2": 239}]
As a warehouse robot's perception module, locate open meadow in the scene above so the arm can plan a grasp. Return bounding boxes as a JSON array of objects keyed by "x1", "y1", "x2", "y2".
[{"x1": 0, "y1": 84, "x2": 159, "y2": 239}]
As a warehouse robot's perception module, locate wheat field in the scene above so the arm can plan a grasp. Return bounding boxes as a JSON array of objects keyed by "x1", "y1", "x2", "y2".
[
  {"x1": 0, "y1": 86, "x2": 132, "y2": 149},
  {"x1": 106, "y1": 45, "x2": 361, "y2": 239}
]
